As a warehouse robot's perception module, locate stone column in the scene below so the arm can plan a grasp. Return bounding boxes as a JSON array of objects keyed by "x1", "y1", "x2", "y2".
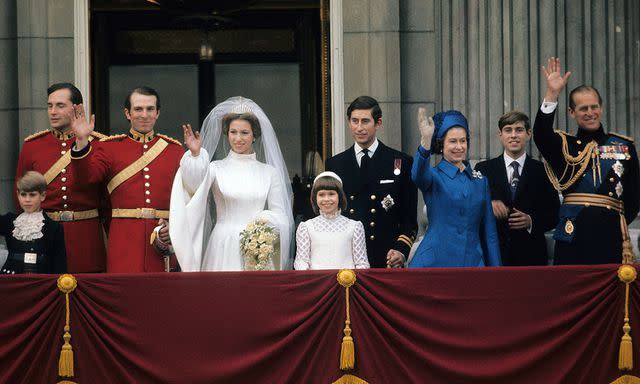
[
  {"x1": 0, "y1": 0, "x2": 19, "y2": 213},
  {"x1": 17, "y1": 0, "x2": 75, "y2": 141},
  {"x1": 342, "y1": 0, "x2": 402, "y2": 151}
]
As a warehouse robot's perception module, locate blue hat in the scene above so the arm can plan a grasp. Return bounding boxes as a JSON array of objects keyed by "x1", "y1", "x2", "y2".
[{"x1": 431, "y1": 110, "x2": 469, "y2": 151}]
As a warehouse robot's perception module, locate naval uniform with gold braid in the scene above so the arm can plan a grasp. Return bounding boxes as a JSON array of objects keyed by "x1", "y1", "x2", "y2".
[
  {"x1": 326, "y1": 141, "x2": 418, "y2": 268},
  {"x1": 15, "y1": 128, "x2": 108, "y2": 272},
  {"x1": 71, "y1": 129, "x2": 183, "y2": 272},
  {"x1": 533, "y1": 107, "x2": 640, "y2": 264}
]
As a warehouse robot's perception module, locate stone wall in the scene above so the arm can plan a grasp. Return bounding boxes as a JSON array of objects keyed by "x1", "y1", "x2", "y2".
[
  {"x1": 0, "y1": 0, "x2": 75, "y2": 212},
  {"x1": 345, "y1": 0, "x2": 640, "y2": 163}
]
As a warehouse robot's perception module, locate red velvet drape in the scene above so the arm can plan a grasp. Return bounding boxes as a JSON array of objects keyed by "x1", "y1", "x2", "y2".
[{"x1": 0, "y1": 266, "x2": 637, "y2": 383}]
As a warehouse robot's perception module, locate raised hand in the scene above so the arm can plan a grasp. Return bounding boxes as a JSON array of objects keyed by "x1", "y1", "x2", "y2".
[
  {"x1": 418, "y1": 107, "x2": 435, "y2": 149},
  {"x1": 183, "y1": 124, "x2": 201, "y2": 156},
  {"x1": 70, "y1": 104, "x2": 95, "y2": 150},
  {"x1": 542, "y1": 57, "x2": 572, "y2": 103}
]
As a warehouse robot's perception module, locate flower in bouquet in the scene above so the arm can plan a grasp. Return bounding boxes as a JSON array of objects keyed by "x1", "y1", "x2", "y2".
[{"x1": 240, "y1": 219, "x2": 279, "y2": 271}]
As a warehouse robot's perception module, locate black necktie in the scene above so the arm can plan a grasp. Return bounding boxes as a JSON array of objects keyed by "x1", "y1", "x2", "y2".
[
  {"x1": 360, "y1": 148, "x2": 370, "y2": 175},
  {"x1": 510, "y1": 161, "x2": 520, "y2": 201}
]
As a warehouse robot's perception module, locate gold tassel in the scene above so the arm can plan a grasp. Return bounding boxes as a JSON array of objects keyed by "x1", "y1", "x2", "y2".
[
  {"x1": 620, "y1": 324, "x2": 633, "y2": 370},
  {"x1": 59, "y1": 325, "x2": 74, "y2": 376},
  {"x1": 340, "y1": 330, "x2": 355, "y2": 370},
  {"x1": 57, "y1": 275, "x2": 78, "y2": 378},
  {"x1": 337, "y1": 270, "x2": 357, "y2": 371},
  {"x1": 618, "y1": 266, "x2": 637, "y2": 371}
]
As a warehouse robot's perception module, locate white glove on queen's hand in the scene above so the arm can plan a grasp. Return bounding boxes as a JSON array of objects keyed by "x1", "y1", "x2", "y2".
[{"x1": 418, "y1": 107, "x2": 435, "y2": 150}]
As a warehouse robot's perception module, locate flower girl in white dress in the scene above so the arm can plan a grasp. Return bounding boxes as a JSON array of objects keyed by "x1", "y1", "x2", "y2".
[{"x1": 294, "y1": 171, "x2": 369, "y2": 270}]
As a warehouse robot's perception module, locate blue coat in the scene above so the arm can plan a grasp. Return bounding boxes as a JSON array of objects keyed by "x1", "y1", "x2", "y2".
[{"x1": 409, "y1": 147, "x2": 501, "y2": 268}]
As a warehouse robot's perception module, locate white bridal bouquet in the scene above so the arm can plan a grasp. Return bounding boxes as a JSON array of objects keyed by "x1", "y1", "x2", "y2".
[{"x1": 239, "y1": 219, "x2": 278, "y2": 271}]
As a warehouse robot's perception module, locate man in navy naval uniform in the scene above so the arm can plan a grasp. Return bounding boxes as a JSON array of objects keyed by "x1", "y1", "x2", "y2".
[
  {"x1": 533, "y1": 57, "x2": 639, "y2": 265},
  {"x1": 326, "y1": 96, "x2": 418, "y2": 268}
]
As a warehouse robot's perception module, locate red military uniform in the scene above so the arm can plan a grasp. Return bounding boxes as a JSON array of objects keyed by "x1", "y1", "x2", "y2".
[
  {"x1": 16, "y1": 128, "x2": 108, "y2": 272},
  {"x1": 72, "y1": 129, "x2": 183, "y2": 272}
]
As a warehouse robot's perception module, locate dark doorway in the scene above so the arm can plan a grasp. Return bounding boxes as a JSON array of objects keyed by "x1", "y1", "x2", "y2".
[{"x1": 90, "y1": 0, "x2": 325, "y2": 181}]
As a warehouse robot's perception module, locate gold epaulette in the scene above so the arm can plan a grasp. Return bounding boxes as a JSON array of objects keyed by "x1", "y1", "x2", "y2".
[
  {"x1": 156, "y1": 134, "x2": 182, "y2": 146},
  {"x1": 99, "y1": 134, "x2": 127, "y2": 142},
  {"x1": 554, "y1": 130, "x2": 574, "y2": 138},
  {"x1": 91, "y1": 131, "x2": 108, "y2": 140},
  {"x1": 23, "y1": 130, "x2": 50, "y2": 142},
  {"x1": 610, "y1": 132, "x2": 634, "y2": 143}
]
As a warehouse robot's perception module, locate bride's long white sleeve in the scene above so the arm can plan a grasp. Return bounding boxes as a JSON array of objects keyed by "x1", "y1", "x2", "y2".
[
  {"x1": 180, "y1": 148, "x2": 212, "y2": 196},
  {"x1": 170, "y1": 148, "x2": 216, "y2": 272}
]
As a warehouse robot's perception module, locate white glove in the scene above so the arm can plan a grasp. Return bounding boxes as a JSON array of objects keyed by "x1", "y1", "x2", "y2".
[{"x1": 418, "y1": 107, "x2": 435, "y2": 149}]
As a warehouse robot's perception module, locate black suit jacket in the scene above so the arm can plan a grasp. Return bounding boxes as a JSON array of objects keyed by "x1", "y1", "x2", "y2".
[
  {"x1": 326, "y1": 141, "x2": 418, "y2": 268},
  {"x1": 475, "y1": 155, "x2": 559, "y2": 266}
]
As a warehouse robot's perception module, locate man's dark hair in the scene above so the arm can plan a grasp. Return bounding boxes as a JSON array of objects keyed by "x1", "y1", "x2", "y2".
[
  {"x1": 498, "y1": 111, "x2": 530, "y2": 131},
  {"x1": 124, "y1": 86, "x2": 161, "y2": 111},
  {"x1": 347, "y1": 96, "x2": 382, "y2": 122},
  {"x1": 569, "y1": 85, "x2": 602, "y2": 110},
  {"x1": 47, "y1": 83, "x2": 83, "y2": 105}
]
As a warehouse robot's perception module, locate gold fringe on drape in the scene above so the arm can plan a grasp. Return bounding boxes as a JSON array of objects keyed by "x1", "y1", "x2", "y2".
[
  {"x1": 611, "y1": 375, "x2": 640, "y2": 384},
  {"x1": 57, "y1": 274, "x2": 77, "y2": 381},
  {"x1": 332, "y1": 373, "x2": 369, "y2": 384}
]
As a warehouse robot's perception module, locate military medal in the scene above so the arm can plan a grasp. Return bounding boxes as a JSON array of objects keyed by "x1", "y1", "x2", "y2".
[
  {"x1": 613, "y1": 161, "x2": 624, "y2": 178},
  {"x1": 394, "y1": 159, "x2": 401, "y2": 176},
  {"x1": 599, "y1": 145, "x2": 630, "y2": 160},
  {"x1": 564, "y1": 219, "x2": 574, "y2": 235},
  {"x1": 381, "y1": 194, "x2": 395, "y2": 211},
  {"x1": 616, "y1": 182, "x2": 623, "y2": 198}
]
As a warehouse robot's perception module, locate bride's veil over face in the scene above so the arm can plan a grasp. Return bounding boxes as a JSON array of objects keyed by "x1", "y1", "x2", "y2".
[{"x1": 199, "y1": 96, "x2": 295, "y2": 268}]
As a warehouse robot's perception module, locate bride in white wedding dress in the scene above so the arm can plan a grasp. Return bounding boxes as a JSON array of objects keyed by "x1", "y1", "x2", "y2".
[{"x1": 169, "y1": 97, "x2": 293, "y2": 271}]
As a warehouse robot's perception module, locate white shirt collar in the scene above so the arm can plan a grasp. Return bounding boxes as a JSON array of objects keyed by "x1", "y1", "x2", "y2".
[
  {"x1": 354, "y1": 138, "x2": 379, "y2": 157},
  {"x1": 503, "y1": 151, "x2": 526, "y2": 170}
]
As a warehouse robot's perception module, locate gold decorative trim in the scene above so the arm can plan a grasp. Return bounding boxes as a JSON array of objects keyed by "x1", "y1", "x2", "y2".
[
  {"x1": 129, "y1": 128, "x2": 155, "y2": 143},
  {"x1": 43, "y1": 152, "x2": 72, "y2": 185},
  {"x1": 332, "y1": 374, "x2": 369, "y2": 384},
  {"x1": 91, "y1": 131, "x2": 107, "y2": 140},
  {"x1": 57, "y1": 274, "x2": 77, "y2": 378},
  {"x1": 24, "y1": 130, "x2": 50, "y2": 142},
  {"x1": 610, "y1": 375, "x2": 640, "y2": 384},
  {"x1": 99, "y1": 134, "x2": 127, "y2": 142},
  {"x1": 107, "y1": 138, "x2": 168, "y2": 194},
  {"x1": 320, "y1": 0, "x2": 331, "y2": 160},
  {"x1": 337, "y1": 269, "x2": 356, "y2": 370},
  {"x1": 618, "y1": 265, "x2": 637, "y2": 371},
  {"x1": 70, "y1": 144, "x2": 92, "y2": 160},
  {"x1": 156, "y1": 133, "x2": 182, "y2": 146}
]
